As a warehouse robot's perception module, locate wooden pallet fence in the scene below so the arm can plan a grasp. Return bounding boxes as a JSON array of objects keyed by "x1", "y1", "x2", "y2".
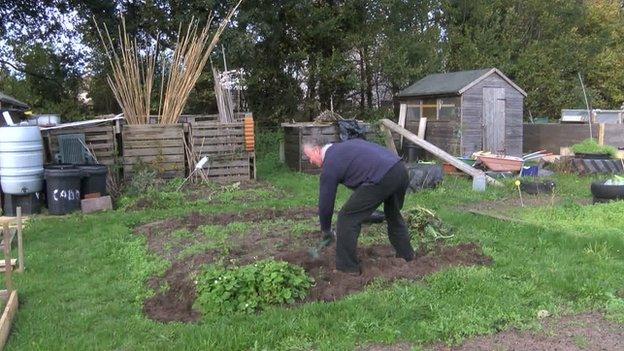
[
  {"x1": 44, "y1": 123, "x2": 117, "y2": 167},
  {"x1": 189, "y1": 121, "x2": 253, "y2": 181},
  {"x1": 148, "y1": 112, "x2": 251, "y2": 124},
  {"x1": 190, "y1": 121, "x2": 246, "y2": 156},
  {"x1": 198, "y1": 153, "x2": 253, "y2": 182},
  {"x1": 0, "y1": 207, "x2": 25, "y2": 274},
  {"x1": 122, "y1": 124, "x2": 186, "y2": 179}
]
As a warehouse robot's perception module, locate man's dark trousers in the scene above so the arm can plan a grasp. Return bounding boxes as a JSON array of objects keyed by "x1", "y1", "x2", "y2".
[{"x1": 335, "y1": 161, "x2": 415, "y2": 272}]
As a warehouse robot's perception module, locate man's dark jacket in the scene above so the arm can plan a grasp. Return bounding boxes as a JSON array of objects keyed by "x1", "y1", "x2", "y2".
[{"x1": 318, "y1": 139, "x2": 401, "y2": 231}]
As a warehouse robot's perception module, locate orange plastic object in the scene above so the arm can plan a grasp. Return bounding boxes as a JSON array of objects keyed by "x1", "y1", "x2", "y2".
[{"x1": 244, "y1": 115, "x2": 255, "y2": 151}]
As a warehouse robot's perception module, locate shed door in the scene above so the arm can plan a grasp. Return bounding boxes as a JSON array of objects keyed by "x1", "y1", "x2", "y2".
[{"x1": 482, "y1": 87, "x2": 506, "y2": 154}]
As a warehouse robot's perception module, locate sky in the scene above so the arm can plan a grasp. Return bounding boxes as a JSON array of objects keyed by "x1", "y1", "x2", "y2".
[{"x1": 1, "y1": 5, "x2": 93, "y2": 77}]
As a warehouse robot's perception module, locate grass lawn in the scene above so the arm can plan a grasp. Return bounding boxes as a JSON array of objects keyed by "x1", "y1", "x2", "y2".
[{"x1": 6, "y1": 132, "x2": 624, "y2": 350}]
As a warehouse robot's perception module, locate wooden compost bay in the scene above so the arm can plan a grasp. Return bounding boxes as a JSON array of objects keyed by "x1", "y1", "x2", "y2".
[
  {"x1": 282, "y1": 122, "x2": 370, "y2": 174},
  {"x1": 122, "y1": 124, "x2": 187, "y2": 179},
  {"x1": 189, "y1": 116, "x2": 255, "y2": 182},
  {"x1": 43, "y1": 113, "x2": 255, "y2": 183}
]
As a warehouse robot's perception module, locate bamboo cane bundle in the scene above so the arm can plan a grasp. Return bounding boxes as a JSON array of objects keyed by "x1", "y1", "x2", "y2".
[
  {"x1": 159, "y1": 1, "x2": 242, "y2": 124},
  {"x1": 95, "y1": 18, "x2": 157, "y2": 125},
  {"x1": 96, "y1": 0, "x2": 242, "y2": 125}
]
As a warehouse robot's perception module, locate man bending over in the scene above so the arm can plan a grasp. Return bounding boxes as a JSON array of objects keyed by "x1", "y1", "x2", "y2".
[{"x1": 304, "y1": 138, "x2": 415, "y2": 274}]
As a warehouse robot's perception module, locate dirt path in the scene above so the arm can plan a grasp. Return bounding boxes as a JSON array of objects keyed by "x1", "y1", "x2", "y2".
[
  {"x1": 456, "y1": 194, "x2": 591, "y2": 214},
  {"x1": 434, "y1": 312, "x2": 624, "y2": 350},
  {"x1": 359, "y1": 312, "x2": 624, "y2": 351}
]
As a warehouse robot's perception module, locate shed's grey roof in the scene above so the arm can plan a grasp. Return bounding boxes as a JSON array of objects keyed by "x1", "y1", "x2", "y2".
[
  {"x1": 0, "y1": 92, "x2": 29, "y2": 109},
  {"x1": 397, "y1": 69, "x2": 491, "y2": 97},
  {"x1": 397, "y1": 68, "x2": 526, "y2": 97}
]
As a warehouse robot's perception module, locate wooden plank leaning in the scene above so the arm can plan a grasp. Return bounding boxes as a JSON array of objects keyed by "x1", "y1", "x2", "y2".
[
  {"x1": 380, "y1": 119, "x2": 501, "y2": 190},
  {"x1": 379, "y1": 123, "x2": 398, "y2": 156}
]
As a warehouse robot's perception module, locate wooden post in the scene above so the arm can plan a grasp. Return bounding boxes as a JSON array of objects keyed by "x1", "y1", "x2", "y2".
[
  {"x1": 379, "y1": 124, "x2": 398, "y2": 156},
  {"x1": 115, "y1": 118, "x2": 121, "y2": 134},
  {"x1": 16, "y1": 207, "x2": 23, "y2": 273},
  {"x1": 598, "y1": 123, "x2": 605, "y2": 146},
  {"x1": 398, "y1": 104, "x2": 407, "y2": 150},
  {"x1": 2, "y1": 224, "x2": 12, "y2": 292},
  {"x1": 418, "y1": 117, "x2": 427, "y2": 139}
]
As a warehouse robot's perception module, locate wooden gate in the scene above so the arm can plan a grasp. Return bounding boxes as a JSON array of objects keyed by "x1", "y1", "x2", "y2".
[{"x1": 483, "y1": 87, "x2": 506, "y2": 154}]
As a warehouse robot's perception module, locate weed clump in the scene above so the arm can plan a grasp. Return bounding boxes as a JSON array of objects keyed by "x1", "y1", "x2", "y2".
[
  {"x1": 195, "y1": 259, "x2": 313, "y2": 314},
  {"x1": 404, "y1": 206, "x2": 454, "y2": 253}
]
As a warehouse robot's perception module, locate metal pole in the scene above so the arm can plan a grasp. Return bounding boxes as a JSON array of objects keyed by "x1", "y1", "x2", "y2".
[{"x1": 578, "y1": 72, "x2": 593, "y2": 139}]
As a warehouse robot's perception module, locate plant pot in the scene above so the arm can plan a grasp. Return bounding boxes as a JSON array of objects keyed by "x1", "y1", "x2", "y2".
[
  {"x1": 442, "y1": 163, "x2": 457, "y2": 174},
  {"x1": 590, "y1": 180, "x2": 624, "y2": 202},
  {"x1": 520, "y1": 165, "x2": 539, "y2": 177},
  {"x1": 574, "y1": 152, "x2": 612, "y2": 160},
  {"x1": 520, "y1": 180, "x2": 555, "y2": 195},
  {"x1": 457, "y1": 157, "x2": 476, "y2": 167}
]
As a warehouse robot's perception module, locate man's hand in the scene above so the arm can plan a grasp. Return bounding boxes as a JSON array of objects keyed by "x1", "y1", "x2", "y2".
[{"x1": 321, "y1": 229, "x2": 336, "y2": 246}]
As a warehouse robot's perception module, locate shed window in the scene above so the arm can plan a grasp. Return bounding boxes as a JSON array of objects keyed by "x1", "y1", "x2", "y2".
[
  {"x1": 422, "y1": 106, "x2": 437, "y2": 119},
  {"x1": 422, "y1": 98, "x2": 437, "y2": 106},
  {"x1": 438, "y1": 106, "x2": 456, "y2": 120},
  {"x1": 406, "y1": 105, "x2": 420, "y2": 123},
  {"x1": 402, "y1": 97, "x2": 461, "y2": 122},
  {"x1": 438, "y1": 97, "x2": 459, "y2": 121}
]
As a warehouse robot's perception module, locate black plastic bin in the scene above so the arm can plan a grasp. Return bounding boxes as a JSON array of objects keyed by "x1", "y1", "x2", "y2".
[
  {"x1": 76, "y1": 164, "x2": 108, "y2": 197},
  {"x1": 405, "y1": 163, "x2": 443, "y2": 192},
  {"x1": 2, "y1": 192, "x2": 43, "y2": 216},
  {"x1": 44, "y1": 164, "x2": 83, "y2": 215},
  {"x1": 402, "y1": 141, "x2": 423, "y2": 163}
]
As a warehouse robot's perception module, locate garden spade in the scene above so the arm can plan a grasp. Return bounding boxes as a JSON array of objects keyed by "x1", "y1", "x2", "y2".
[{"x1": 307, "y1": 229, "x2": 335, "y2": 259}]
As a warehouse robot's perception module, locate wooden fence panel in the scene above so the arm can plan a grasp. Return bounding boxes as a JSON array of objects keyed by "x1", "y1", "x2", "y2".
[
  {"x1": 523, "y1": 124, "x2": 600, "y2": 153},
  {"x1": 122, "y1": 124, "x2": 185, "y2": 179},
  {"x1": 45, "y1": 124, "x2": 117, "y2": 167},
  {"x1": 189, "y1": 121, "x2": 253, "y2": 181}
]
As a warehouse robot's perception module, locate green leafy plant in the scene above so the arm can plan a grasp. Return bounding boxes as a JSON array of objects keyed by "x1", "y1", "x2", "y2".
[
  {"x1": 571, "y1": 138, "x2": 617, "y2": 158},
  {"x1": 195, "y1": 259, "x2": 314, "y2": 314},
  {"x1": 404, "y1": 206, "x2": 454, "y2": 253},
  {"x1": 125, "y1": 167, "x2": 158, "y2": 195}
]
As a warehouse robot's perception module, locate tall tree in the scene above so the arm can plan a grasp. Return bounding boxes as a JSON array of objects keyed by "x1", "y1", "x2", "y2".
[{"x1": 441, "y1": 0, "x2": 624, "y2": 118}]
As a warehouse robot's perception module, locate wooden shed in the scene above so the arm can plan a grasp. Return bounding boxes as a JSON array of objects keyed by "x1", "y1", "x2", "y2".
[{"x1": 396, "y1": 68, "x2": 526, "y2": 157}]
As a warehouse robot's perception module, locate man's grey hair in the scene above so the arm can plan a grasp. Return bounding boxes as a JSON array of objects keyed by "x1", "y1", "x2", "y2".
[{"x1": 303, "y1": 139, "x2": 324, "y2": 149}]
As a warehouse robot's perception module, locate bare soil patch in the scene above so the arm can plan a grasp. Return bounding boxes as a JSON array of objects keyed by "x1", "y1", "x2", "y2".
[
  {"x1": 135, "y1": 206, "x2": 318, "y2": 259},
  {"x1": 278, "y1": 243, "x2": 490, "y2": 302},
  {"x1": 428, "y1": 311, "x2": 624, "y2": 351},
  {"x1": 137, "y1": 206, "x2": 491, "y2": 323}
]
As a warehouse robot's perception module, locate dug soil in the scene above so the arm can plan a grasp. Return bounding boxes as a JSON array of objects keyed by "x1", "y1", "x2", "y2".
[
  {"x1": 137, "y1": 206, "x2": 491, "y2": 323},
  {"x1": 361, "y1": 312, "x2": 624, "y2": 350}
]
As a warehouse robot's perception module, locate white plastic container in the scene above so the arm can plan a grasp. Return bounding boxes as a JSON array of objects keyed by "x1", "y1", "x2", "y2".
[{"x1": 0, "y1": 126, "x2": 44, "y2": 194}]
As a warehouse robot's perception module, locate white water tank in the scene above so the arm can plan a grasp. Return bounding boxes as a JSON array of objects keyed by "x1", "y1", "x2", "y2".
[{"x1": 0, "y1": 126, "x2": 44, "y2": 194}]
